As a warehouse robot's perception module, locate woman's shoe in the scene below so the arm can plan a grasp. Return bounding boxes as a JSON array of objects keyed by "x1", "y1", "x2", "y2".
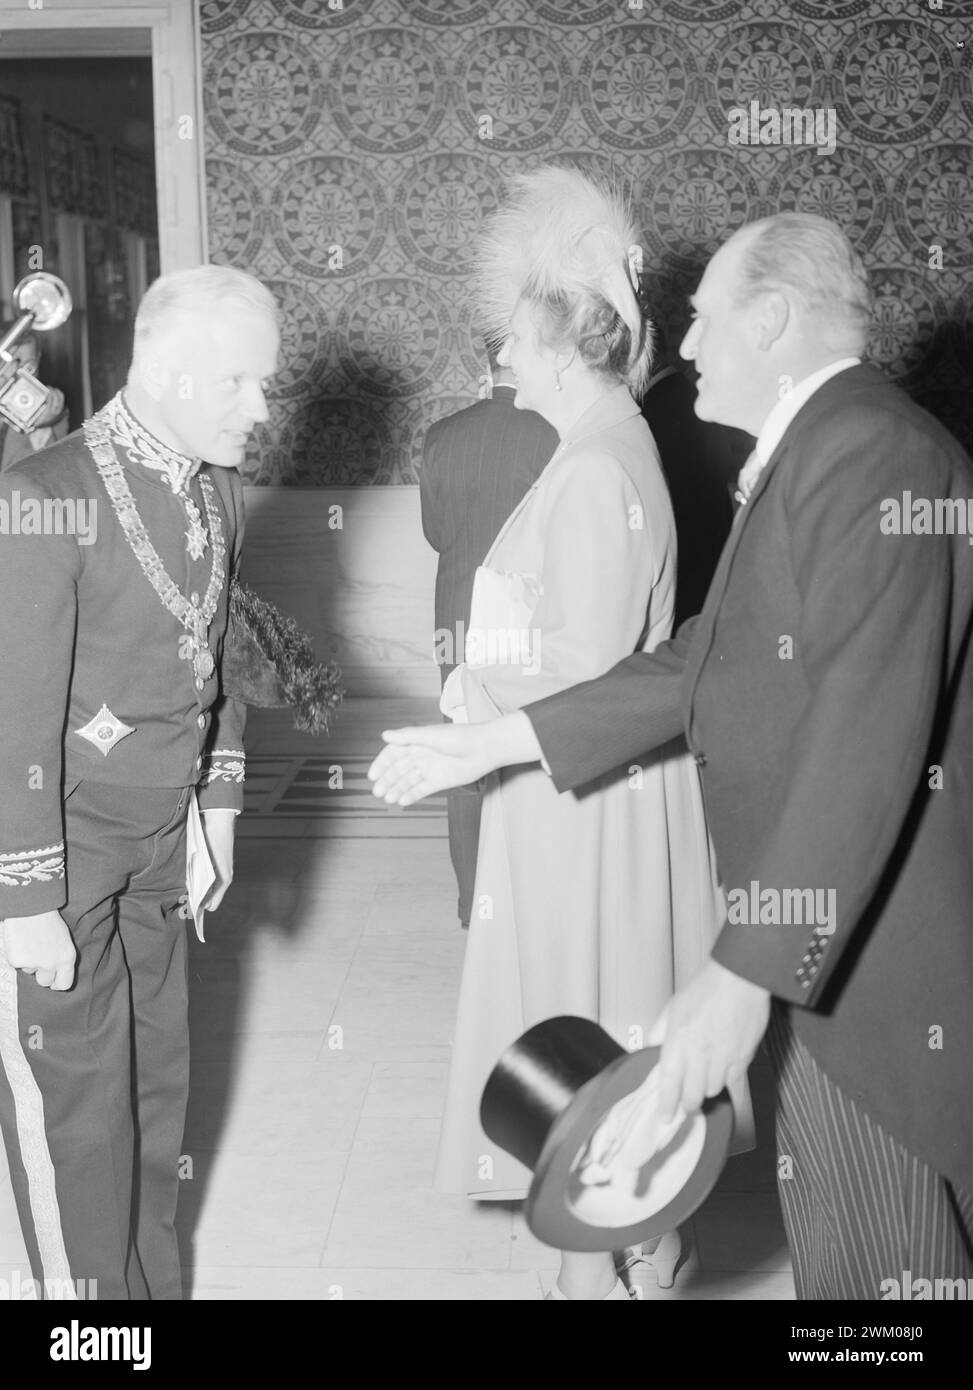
[
  {"x1": 621, "y1": 1228, "x2": 682, "y2": 1289},
  {"x1": 645, "y1": 1229, "x2": 681, "y2": 1288}
]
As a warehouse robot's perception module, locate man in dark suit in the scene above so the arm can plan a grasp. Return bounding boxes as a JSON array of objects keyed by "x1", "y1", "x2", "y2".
[
  {"x1": 373, "y1": 213, "x2": 973, "y2": 1297},
  {"x1": 419, "y1": 350, "x2": 556, "y2": 928}
]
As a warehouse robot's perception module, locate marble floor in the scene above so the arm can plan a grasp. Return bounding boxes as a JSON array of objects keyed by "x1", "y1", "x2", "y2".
[{"x1": 0, "y1": 700, "x2": 795, "y2": 1301}]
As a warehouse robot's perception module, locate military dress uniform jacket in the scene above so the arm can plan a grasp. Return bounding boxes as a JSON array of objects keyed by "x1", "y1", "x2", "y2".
[{"x1": 0, "y1": 413, "x2": 247, "y2": 919}]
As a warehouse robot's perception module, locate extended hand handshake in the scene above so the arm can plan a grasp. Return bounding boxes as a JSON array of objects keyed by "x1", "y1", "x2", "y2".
[
  {"x1": 367, "y1": 709, "x2": 543, "y2": 805},
  {"x1": 369, "y1": 714, "x2": 771, "y2": 1127}
]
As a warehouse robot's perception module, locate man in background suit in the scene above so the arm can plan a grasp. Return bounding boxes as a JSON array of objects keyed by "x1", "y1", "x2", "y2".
[
  {"x1": 373, "y1": 213, "x2": 973, "y2": 1297},
  {"x1": 640, "y1": 327, "x2": 741, "y2": 627},
  {"x1": 419, "y1": 348, "x2": 556, "y2": 928}
]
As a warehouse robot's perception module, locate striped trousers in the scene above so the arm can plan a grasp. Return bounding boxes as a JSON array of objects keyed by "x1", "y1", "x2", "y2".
[{"x1": 767, "y1": 1005, "x2": 973, "y2": 1300}]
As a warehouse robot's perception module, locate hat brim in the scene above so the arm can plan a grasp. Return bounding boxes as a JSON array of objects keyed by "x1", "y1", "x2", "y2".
[{"x1": 526, "y1": 1045, "x2": 733, "y2": 1252}]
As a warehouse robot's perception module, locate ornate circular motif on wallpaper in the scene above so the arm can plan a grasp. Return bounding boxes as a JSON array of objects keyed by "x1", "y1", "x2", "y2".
[
  {"x1": 392, "y1": 154, "x2": 501, "y2": 278},
  {"x1": 455, "y1": 348, "x2": 493, "y2": 397},
  {"x1": 767, "y1": 149, "x2": 885, "y2": 251},
  {"x1": 866, "y1": 268, "x2": 943, "y2": 380},
  {"x1": 657, "y1": 0, "x2": 744, "y2": 21},
  {"x1": 238, "y1": 401, "x2": 290, "y2": 484},
  {"x1": 279, "y1": 398, "x2": 393, "y2": 486},
  {"x1": 258, "y1": 281, "x2": 327, "y2": 400},
  {"x1": 961, "y1": 39, "x2": 973, "y2": 127},
  {"x1": 236, "y1": 440, "x2": 267, "y2": 488},
  {"x1": 893, "y1": 145, "x2": 973, "y2": 268},
  {"x1": 579, "y1": 24, "x2": 696, "y2": 151},
  {"x1": 204, "y1": 32, "x2": 324, "y2": 156},
  {"x1": 404, "y1": 0, "x2": 498, "y2": 24},
  {"x1": 786, "y1": 0, "x2": 873, "y2": 19},
  {"x1": 329, "y1": 27, "x2": 446, "y2": 154},
  {"x1": 533, "y1": 0, "x2": 619, "y2": 23},
  {"x1": 271, "y1": 0, "x2": 362, "y2": 28},
  {"x1": 640, "y1": 152, "x2": 756, "y2": 269},
  {"x1": 833, "y1": 21, "x2": 952, "y2": 144},
  {"x1": 456, "y1": 27, "x2": 572, "y2": 152},
  {"x1": 336, "y1": 279, "x2": 449, "y2": 399},
  {"x1": 199, "y1": 0, "x2": 241, "y2": 34},
  {"x1": 271, "y1": 156, "x2": 387, "y2": 279},
  {"x1": 452, "y1": 287, "x2": 495, "y2": 377},
  {"x1": 705, "y1": 22, "x2": 825, "y2": 127},
  {"x1": 205, "y1": 159, "x2": 265, "y2": 265}
]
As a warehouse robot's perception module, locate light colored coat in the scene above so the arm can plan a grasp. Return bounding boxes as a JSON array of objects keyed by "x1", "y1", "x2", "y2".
[{"x1": 435, "y1": 385, "x2": 748, "y2": 1197}]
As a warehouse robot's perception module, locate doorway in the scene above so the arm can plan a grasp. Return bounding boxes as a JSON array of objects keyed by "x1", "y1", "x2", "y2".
[
  {"x1": 0, "y1": 54, "x2": 157, "y2": 425},
  {"x1": 0, "y1": 2, "x2": 207, "y2": 427}
]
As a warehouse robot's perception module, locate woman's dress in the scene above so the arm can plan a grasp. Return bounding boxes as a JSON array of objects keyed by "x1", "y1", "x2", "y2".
[{"x1": 435, "y1": 384, "x2": 752, "y2": 1198}]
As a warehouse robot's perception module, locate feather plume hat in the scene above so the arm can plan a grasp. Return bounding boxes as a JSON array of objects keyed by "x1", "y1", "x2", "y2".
[{"x1": 474, "y1": 163, "x2": 653, "y2": 395}]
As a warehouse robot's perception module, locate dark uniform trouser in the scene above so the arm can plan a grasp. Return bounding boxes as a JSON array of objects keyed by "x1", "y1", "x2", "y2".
[
  {"x1": 0, "y1": 779, "x2": 191, "y2": 1300},
  {"x1": 767, "y1": 1003, "x2": 973, "y2": 1299}
]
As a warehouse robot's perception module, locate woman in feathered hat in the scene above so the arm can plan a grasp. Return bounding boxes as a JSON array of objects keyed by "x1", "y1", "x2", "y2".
[{"x1": 432, "y1": 164, "x2": 750, "y2": 1299}]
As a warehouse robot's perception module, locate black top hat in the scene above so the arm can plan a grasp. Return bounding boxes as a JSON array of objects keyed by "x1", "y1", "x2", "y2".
[{"x1": 480, "y1": 1015, "x2": 733, "y2": 1252}]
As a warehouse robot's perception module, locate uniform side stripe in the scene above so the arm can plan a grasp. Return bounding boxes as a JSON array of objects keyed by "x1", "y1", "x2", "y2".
[{"x1": 0, "y1": 957, "x2": 76, "y2": 1298}]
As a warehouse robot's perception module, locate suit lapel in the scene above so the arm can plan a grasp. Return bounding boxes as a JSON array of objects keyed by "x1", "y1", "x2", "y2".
[
  {"x1": 680, "y1": 364, "x2": 880, "y2": 740},
  {"x1": 682, "y1": 438, "x2": 789, "y2": 742}
]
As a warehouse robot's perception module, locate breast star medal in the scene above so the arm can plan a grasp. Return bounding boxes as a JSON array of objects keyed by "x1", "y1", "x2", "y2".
[
  {"x1": 184, "y1": 498, "x2": 209, "y2": 562},
  {"x1": 74, "y1": 704, "x2": 137, "y2": 757}
]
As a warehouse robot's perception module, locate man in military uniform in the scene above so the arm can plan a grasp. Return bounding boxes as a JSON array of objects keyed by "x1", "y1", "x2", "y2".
[{"x1": 0, "y1": 266, "x2": 279, "y2": 1299}]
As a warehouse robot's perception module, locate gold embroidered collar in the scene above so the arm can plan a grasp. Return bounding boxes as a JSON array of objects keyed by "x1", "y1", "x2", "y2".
[
  {"x1": 104, "y1": 391, "x2": 201, "y2": 494},
  {"x1": 102, "y1": 392, "x2": 209, "y2": 558}
]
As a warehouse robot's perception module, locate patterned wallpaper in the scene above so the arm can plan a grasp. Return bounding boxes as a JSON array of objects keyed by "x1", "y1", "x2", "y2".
[{"x1": 200, "y1": 0, "x2": 973, "y2": 485}]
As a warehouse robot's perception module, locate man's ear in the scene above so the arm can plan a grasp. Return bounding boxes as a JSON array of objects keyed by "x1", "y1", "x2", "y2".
[
  {"x1": 132, "y1": 348, "x2": 169, "y2": 402},
  {"x1": 753, "y1": 289, "x2": 789, "y2": 352}
]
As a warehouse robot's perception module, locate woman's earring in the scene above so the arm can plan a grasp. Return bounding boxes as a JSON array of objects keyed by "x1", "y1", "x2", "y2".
[{"x1": 554, "y1": 367, "x2": 562, "y2": 392}]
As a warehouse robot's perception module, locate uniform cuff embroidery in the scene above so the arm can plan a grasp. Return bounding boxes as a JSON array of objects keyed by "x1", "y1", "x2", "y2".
[
  {"x1": 200, "y1": 749, "x2": 246, "y2": 785},
  {"x1": 0, "y1": 843, "x2": 66, "y2": 888}
]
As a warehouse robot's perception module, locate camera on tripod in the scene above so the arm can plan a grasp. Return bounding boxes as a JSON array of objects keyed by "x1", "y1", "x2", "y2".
[{"x1": 0, "y1": 273, "x2": 72, "y2": 433}]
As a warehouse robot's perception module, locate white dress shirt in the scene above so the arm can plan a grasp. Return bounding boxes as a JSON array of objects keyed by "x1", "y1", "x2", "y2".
[{"x1": 737, "y1": 357, "x2": 861, "y2": 503}]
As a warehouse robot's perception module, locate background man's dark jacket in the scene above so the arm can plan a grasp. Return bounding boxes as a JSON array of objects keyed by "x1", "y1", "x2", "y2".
[
  {"x1": 640, "y1": 366, "x2": 740, "y2": 627},
  {"x1": 420, "y1": 386, "x2": 556, "y2": 681}
]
